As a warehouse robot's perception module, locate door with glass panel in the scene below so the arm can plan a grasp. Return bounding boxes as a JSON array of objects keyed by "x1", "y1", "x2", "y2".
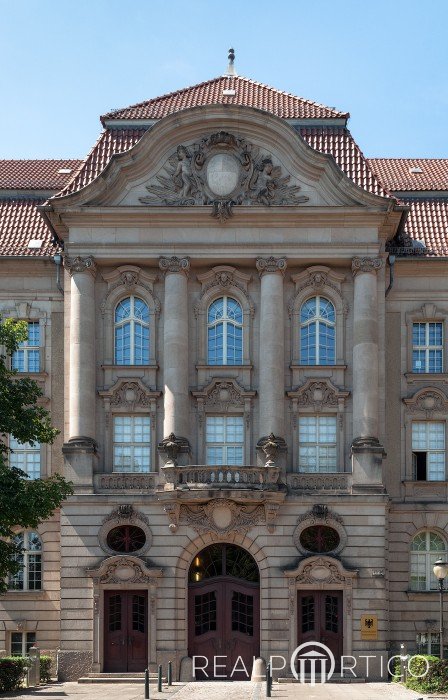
[
  {"x1": 104, "y1": 590, "x2": 147, "y2": 672},
  {"x1": 297, "y1": 590, "x2": 342, "y2": 671},
  {"x1": 188, "y1": 544, "x2": 260, "y2": 680}
]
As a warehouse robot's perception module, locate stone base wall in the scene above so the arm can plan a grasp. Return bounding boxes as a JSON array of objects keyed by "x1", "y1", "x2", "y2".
[{"x1": 57, "y1": 650, "x2": 92, "y2": 681}]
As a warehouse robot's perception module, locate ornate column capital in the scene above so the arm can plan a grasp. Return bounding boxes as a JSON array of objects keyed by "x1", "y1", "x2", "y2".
[
  {"x1": 351, "y1": 256, "x2": 383, "y2": 277},
  {"x1": 256, "y1": 256, "x2": 287, "y2": 277},
  {"x1": 159, "y1": 256, "x2": 190, "y2": 275},
  {"x1": 65, "y1": 255, "x2": 96, "y2": 277}
]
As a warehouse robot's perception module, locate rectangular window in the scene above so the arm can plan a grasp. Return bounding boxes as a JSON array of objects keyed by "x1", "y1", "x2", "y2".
[
  {"x1": 113, "y1": 416, "x2": 151, "y2": 473},
  {"x1": 11, "y1": 632, "x2": 36, "y2": 656},
  {"x1": 9, "y1": 437, "x2": 41, "y2": 479},
  {"x1": 417, "y1": 632, "x2": 441, "y2": 657},
  {"x1": 412, "y1": 422, "x2": 445, "y2": 481},
  {"x1": 298, "y1": 416, "x2": 337, "y2": 473},
  {"x1": 206, "y1": 416, "x2": 244, "y2": 466},
  {"x1": 412, "y1": 322, "x2": 443, "y2": 373},
  {"x1": 12, "y1": 322, "x2": 40, "y2": 373}
]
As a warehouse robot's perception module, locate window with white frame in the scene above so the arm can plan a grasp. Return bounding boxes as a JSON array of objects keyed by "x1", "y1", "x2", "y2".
[
  {"x1": 300, "y1": 296, "x2": 335, "y2": 365},
  {"x1": 410, "y1": 531, "x2": 447, "y2": 591},
  {"x1": 298, "y1": 415, "x2": 337, "y2": 472},
  {"x1": 12, "y1": 322, "x2": 40, "y2": 372},
  {"x1": 113, "y1": 416, "x2": 151, "y2": 473},
  {"x1": 8, "y1": 532, "x2": 42, "y2": 591},
  {"x1": 114, "y1": 296, "x2": 150, "y2": 365},
  {"x1": 206, "y1": 416, "x2": 244, "y2": 465},
  {"x1": 207, "y1": 297, "x2": 243, "y2": 365},
  {"x1": 11, "y1": 631, "x2": 36, "y2": 656},
  {"x1": 9, "y1": 437, "x2": 41, "y2": 479},
  {"x1": 412, "y1": 422, "x2": 445, "y2": 481},
  {"x1": 416, "y1": 632, "x2": 441, "y2": 657},
  {"x1": 412, "y1": 322, "x2": 443, "y2": 373}
]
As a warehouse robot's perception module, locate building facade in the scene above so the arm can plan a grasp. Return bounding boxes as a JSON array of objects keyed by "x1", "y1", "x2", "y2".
[{"x1": 1, "y1": 61, "x2": 448, "y2": 681}]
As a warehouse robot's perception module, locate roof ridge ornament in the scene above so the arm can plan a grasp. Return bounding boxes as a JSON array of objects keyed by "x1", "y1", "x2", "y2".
[{"x1": 225, "y1": 47, "x2": 237, "y2": 77}]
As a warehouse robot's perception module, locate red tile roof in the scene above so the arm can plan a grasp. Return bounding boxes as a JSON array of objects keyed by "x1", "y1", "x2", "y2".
[
  {"x1": 61, "y1": 129, "x2": 146, "y2": 196},
  {"x1": 300, "y1": 127, "x2": 387, "y2": 197},
  {"x1": 0, "y1": 159, "x2": 82, "y2": 190},
  {"x1": 396, "y1": 198, "x2": 448, "y2": 256},
  {"x1": 0, "y1": 198, "x2": 56, "y2": 256},
  {"x1": 368, "y1": 158, "x2": 448, "y2": 192},
  {"x1": 101, "y1": 75, "x2": 349, "y2": 122}
]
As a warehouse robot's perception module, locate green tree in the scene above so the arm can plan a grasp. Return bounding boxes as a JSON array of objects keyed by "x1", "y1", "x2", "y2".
[{"x1": 0, "y1": 318, "x2": 73, "y2": 593}]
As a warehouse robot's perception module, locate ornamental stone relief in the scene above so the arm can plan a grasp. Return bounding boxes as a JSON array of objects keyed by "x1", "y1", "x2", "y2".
[
  {"x1": 351, "y1": 256, "x2": 383, "y2": 276},
  {"x1": 65, "y1": 255, "x2": 96, "y2": 276},
  {"x1": 404, "y1": 387, "x2": 448, "y2": 418},
  {"x1": 293, "y1": 505, "x2": 347, "y2": 556},
  {"x1": 99, "y1": 505, "x2": 153, "y2": 556},
  {"x1": 288, "y1": 379, "x2": 349, "y2": 419},
  {"x1": 159, "y1": 256, "x2": 190, "y2": 275},
  {"x1": 139, "y1": 131, "x2": 309, "y2": 221},
  {"x1": 284, "y1": 555, "x2": 357, "y2": 589},
  {"x1": 87, "y1": 556, "x2": 162, "y2": 586},
  {"x1": 163, "y1": 498, "x2": 279, "y2": 536}
]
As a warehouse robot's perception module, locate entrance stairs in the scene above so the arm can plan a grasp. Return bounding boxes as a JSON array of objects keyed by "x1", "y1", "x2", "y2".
[{"x1": 78, "y1": 672, "x2": 166, "y2": 684}]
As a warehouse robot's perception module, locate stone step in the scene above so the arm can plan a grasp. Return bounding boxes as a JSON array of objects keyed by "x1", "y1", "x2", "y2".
[
  {"x1": 78, "y1": 672, "x2": 165, "y2": 684},
  {"x1": 278, "y1": 675, "x2": 366, "y2": 684}
]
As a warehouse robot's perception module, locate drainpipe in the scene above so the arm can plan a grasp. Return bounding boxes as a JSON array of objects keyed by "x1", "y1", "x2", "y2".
[
  {"x1": 385, "y1": 254, "x2": 396, "y2": 298},
  {"x1": 53, "y1": 253, "x2": 64, "y2": 296}
]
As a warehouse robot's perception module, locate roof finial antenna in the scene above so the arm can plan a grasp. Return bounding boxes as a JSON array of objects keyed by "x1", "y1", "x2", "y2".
[{"x1": 225, "y1": 47, "x2": 237, "y2": 77}]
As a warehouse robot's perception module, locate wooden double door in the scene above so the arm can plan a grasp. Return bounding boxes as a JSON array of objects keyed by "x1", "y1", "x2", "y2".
[
  {"x1": 297, "y1": 590, "x2": 343, "y2": 670},
  {"x1": 188, "y1": 577, "x2": 260, "y2": 680},
  {"x1": 104, "y1": 590, "x2": 147, "y2": 672}
]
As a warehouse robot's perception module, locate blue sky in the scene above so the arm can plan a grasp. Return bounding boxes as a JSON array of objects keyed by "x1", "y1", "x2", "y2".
[{"x1": 1, "y1": 0, "x2": 447, "y2": 160}]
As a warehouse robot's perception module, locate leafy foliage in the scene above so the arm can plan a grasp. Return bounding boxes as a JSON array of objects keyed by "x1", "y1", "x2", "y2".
[
  {"x1": 40, "y1": 655, "x2": 53, "y2": 683},
  {"x1": 0, "y1": 656, "x2": 31, "y2": 691},
  {"x1": 0, "y1": 318, "x2": 73, "y2": 593}
]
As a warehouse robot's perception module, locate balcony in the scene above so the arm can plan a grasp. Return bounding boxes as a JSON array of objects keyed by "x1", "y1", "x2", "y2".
[{"x1": 161, "y1": 464, "x2": 281, "y2": 491}]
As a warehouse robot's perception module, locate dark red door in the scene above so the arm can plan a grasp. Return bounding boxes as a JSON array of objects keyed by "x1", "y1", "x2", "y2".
[
  {"x1": 297, "y1": 591, "x2": 343, "y2": 671},
  {"x1": 104, "y1": 590, "x2": 147, "y2": 672},
  {"x1": 189, "y1": 578, "x2": 260, "y2": 680}
]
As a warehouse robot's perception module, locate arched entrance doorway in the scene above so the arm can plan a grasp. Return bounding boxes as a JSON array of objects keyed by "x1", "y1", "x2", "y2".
[{"x1": 188, "y1": 543, "x2": 260, "y2": 680}]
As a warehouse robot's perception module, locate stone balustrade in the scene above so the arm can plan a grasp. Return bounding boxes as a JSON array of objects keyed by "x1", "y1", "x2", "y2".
[{"x1": 162, "y1": 464, "x2": 280, "y2": 490}]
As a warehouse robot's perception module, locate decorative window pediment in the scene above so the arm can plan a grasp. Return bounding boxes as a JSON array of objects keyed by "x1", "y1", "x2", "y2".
[
  {"x1": 86, "y1": 555, "x2": 162, "y2": 586},
  {"x1": 99, "y1": 378, "x2": 161, "y2": 412},
  {"x1": 288, "y1": 378, "x2": 349, "y2": 415},
  {"x1": 192, "y1": 378, "x2": 255, "y2": 414},
  {"x1": 404, "y1": 387, "x2": 448, "y2": 419},
  {"x1": 284, "y1": 555, "x2": 357, "y2": 587}
]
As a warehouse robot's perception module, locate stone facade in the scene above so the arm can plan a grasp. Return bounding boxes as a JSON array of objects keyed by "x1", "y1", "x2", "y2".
[{"x1": 0, "y1": 87, "x2": 447, "y2": 682}]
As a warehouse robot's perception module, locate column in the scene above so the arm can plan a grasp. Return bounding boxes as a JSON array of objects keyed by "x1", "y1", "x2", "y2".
[
  {"x1": 159, "y1": 256, "x2": 190, "y2": 442},
  {"x1": 256, "y1": 256, "x2": 286, "y2": 439},
  {"x1": 351, "y1": 256, "x2": 384, "y2": 488},
  {"x1": 65, "y1": 255, "x2": 97, "y2": 442}
]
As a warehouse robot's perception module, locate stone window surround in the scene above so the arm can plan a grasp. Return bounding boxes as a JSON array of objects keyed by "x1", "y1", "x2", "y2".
[
  {"x1": 0, "y1": 301, "x2": 48, "y2": 377},
  {"x1": 98, "y1": 506, "x2": 153, "y2": 557},
  {"x1": 7, "y1": 529, "x2": 43, "y2": 593},
  {"x1": 287, "y1": 378, "x2": 350, "y2": 473},
  {"x1": 100, "y1": 265, "x2": 160, "y2": 368},
  {"x1": 403, "y1": 386, "x2": 448, "y2": 481},
  {"x1": 405, "y1": 303, "x2": 448, "y2": 382},
  {"x1": 288, "y1": 266, "x2": 347, "y2": 368},
  {"x1": 98, "y1": 378, "x2": 161, "y2": 474},
  {"x1": 194, "y1": 265, "x2": 254, "y2": 369},
  {"x1": 192, "y1": 378, "x2": 256, "y2": 464},
  {"x1": 292, "y1": 508, "x2": 348, "y2": 557},
  {"x1": 409, "y1": 527, "x2": 448, "y2": 592}
]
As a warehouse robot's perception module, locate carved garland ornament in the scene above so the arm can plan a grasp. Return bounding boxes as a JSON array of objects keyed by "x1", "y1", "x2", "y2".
[
  {"x1": 163, "y1": 498, "x2": 279, "y2": 537},
  {"x1": 139, "y1": 131, "x2": 309, "y2": 222}
]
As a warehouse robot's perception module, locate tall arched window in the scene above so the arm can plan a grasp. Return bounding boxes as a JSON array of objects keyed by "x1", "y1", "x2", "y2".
[
  {"x1": 410, "y1": 531, "x2": 447, "y2": 591},
  {"x1": 300, "y1": 296, "x2": 335, "y2": 365},
  {"x1": 207, "y1": 297, "x2": 243, "y2": 365},
  {"x1": 114, "y1": 297, "x2": 149, "y2": 365}
]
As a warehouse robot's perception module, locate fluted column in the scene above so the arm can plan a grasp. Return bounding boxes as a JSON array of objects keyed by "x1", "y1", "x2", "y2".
[
  {"x1": 256, "y1": 257, "x2": 286, "y2": 441},
  {"x1": 159, "y1": 256, "x2": 190, "y2": 443},
  {"x1": 65, "y1": 255, "x2": 97, "y2": 442}
]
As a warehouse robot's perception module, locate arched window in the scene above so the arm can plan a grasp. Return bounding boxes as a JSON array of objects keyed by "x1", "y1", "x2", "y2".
[
  {"x1": 114, "y1": 296, "x2": 149, "y2": 365},
  {"x1": 410, "y1": 531, "x2": 447, "y2": 591},
  {"x1": 300, "y1": 296, "x2": 335, "y2": 365},
  {"x1": 9, "y1": 531, "x2": 42, "y2": 591},
  {"x1": 207, "y1": 297, "x2": 243, "y2": 365}
]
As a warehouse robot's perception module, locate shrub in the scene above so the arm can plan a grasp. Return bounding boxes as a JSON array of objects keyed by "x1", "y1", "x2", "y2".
[
  {"x1": 40, "y1": 655, "x2": 52, "y2": 683},
  {"x1": 0, "y1": 656, "x2": 31, "y2": 692},
  {"x1": 405, "y1": 655, "x2": 448, "y2": 693}
]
